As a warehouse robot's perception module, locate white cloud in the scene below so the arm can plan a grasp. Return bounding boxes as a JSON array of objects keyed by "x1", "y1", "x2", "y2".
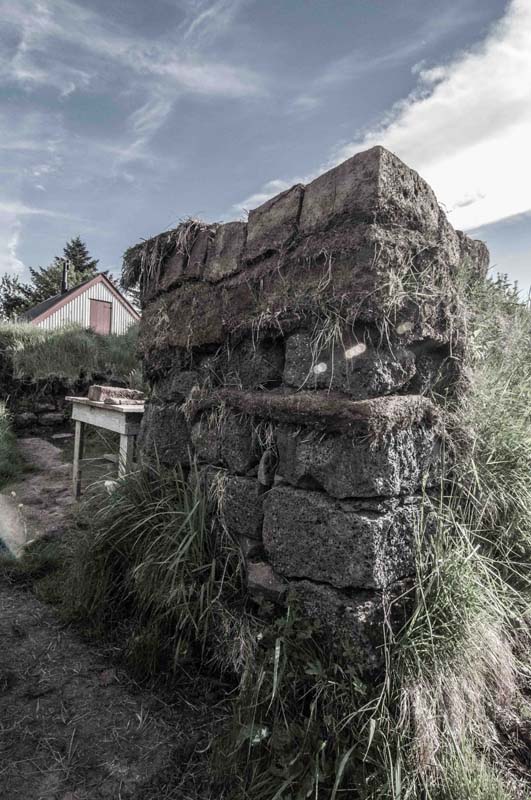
[
  {"x1": 334, "y1": 0, "x2": 531, "y2": 230},
  {"x1": 240, "y1": 0, "x2": 531, "y2": 231}
]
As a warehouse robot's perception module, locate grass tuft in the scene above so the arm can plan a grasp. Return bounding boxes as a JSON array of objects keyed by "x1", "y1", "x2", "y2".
[{"x1": 59, "y1": 463, "x2": 246, "y2": 676}]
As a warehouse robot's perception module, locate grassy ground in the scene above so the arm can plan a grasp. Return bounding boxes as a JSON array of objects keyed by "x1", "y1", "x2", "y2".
[
  {"x1": 0, "y1": 321, "x2": 140, "y2": 384},
  {"x1": 5, "y1": 274, "x2": 530, "y2": 799}
]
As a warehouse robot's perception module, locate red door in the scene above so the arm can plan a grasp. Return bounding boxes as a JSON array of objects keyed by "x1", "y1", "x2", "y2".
[{"x1": 90, "y1": 299, "x2": 112, "y2": 334}]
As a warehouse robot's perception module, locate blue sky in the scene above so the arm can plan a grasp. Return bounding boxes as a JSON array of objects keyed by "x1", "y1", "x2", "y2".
[{"x1": 0, "y1": 0, "x2": 530, "y2": 291}]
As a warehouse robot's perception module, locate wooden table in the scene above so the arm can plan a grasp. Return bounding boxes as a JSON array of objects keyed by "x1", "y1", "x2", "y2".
[{"x1": 67, "y1": 396, "x2": 144, "y2": 498}]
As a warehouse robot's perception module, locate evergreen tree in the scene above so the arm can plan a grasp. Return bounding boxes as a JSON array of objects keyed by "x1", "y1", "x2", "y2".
[
  {"x1": 0, "y1": 274, "x2": 32, "y2": 320},
  {"x1": 26, "y1": 237, "x2": 100, "y2": 305}
]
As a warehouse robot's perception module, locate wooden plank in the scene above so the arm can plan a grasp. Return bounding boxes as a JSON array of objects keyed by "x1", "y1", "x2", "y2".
[
  {"x1": 118, "y1": 435, "x2": 135, "y2": 477},
  {"x1": 70, "y1": 402, "x2": 142, "y2": 435},
  {"x1": 72, "y1": 420, "x2": 85, "y2": 498},
  {"x1": 67, "y1": 396, "x2": 145, "y2": 414}
]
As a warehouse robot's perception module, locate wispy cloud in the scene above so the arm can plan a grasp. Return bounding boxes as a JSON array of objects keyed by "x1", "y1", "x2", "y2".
[{"x1": 0, "y1": 0, "x2": 263, "y2": 275}]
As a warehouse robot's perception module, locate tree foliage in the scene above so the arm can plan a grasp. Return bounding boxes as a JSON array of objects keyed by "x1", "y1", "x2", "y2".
[{"x1": 0, "y1": 237, "x2": 99, "y2": 319}]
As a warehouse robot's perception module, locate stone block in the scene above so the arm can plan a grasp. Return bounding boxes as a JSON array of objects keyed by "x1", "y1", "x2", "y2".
[
  {"x1": 191, "y1": 409, "x2": 258, "y2": 473},
  {"x1": 288, "y1": 580, "x2": 413, "y2": 673},
  {"x1": 275, "y1": 416, "x2": 441, "y2": 499},
  {"x1": 263, "y1": 487, "x2": 421, "y2": 589},
  {"x1": 299, "y1": 146, "x2": 440, "y2": 234},
  {"x1": 154, "y1": 369, "x2": 200, "y2": 403},
  {"x1": 138, "y1": 402, "x2": 191, "y2": 466},
  {"x1": 283, "y1": 331, "x2": 415, "y2": 399},
  {"x1": 246, "y1": 561, "x2": 287, "y2": 603},
  {"x1": 227, "y1": 337, "x2": 284, "y2": 389},
  {"x1": 289, "y1": 581, "x2": 385, "y2": 672},
  {"x1": 221, "y1": 475, "x2": 264, "y2": 540},
  {"x1": 186, "y1": 225, "x2": 217, "y2": 279},
  {"x1": 221, "y1": 411, "x2": 258, "y2": 473},
  {"x1": 245, "y1": 184, "x2": 304, "y2": 262},
  {"x1": 159, "y1": 247, "x2": 186, "y2": 292},
  {"x1": 204, "y1": 221, "x2": 247, "y2": 282},
  {"x1": 139, "y1": 282, "x2": 224, "y2": 352}
]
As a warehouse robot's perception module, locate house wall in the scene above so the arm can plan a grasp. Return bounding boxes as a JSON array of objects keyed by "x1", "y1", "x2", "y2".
[{"x1": 36, "y1": 281, "x2": 136, "y2": 334}]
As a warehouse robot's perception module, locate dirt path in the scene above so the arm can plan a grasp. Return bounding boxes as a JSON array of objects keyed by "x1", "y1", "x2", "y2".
[
  {"x1": 0, "y1": 437, "x2": 75, "y2": 555},
  {"x1": 0, "y1": 439, "x2": 217, "y2": 799}
]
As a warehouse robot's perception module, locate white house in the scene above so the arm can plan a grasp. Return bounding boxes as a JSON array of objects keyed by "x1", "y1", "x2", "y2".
[{"x1": 20, "y1": 273, "x2": 140, "y2": 335}]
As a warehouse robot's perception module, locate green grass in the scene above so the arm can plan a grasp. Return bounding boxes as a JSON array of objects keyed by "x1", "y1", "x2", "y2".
[
  {"x1": 0, "y1": 402, "x2": 21, "y2": 487},
  {"x1": 57, "y1": 463, "x2": 248, "y2": 677},
  {"x1": 0, "y1": 321, "x2": 139, "y2": 384}
]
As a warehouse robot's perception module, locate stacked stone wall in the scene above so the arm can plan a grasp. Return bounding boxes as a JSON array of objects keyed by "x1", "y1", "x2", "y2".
[{"x1": 125, "y1": 146, "x2": 488, "y2": 671}]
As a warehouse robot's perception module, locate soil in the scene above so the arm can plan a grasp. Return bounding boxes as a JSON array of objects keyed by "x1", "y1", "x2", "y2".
[{"x1": 0, "y1": 436, "x2": 220, "y2": 799}]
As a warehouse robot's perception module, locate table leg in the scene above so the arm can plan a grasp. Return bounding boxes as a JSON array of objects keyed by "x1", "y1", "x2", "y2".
[
  {"x1": 118, "y1": 434, "x2": 135, "y2": 477},
  {"x1": 72, "y1": 420, "x2": 85, "y2": 498}
]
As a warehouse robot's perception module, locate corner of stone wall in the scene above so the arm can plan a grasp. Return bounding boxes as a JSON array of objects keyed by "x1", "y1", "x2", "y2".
[{"x1": 126, "y1": 146, "x2": 489, "y2": 673}]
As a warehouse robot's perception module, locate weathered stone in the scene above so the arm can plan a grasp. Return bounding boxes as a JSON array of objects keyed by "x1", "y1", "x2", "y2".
[
  {"x1": 288, "y1": 580, "x2": 412, "y2": 673},
  {"x1": 154, "y1": 369, "x2": 200, "y2": 402},
  {"x1": 191, "y1": 409, "x2": 258, "y2": 473},
  {"x1": 246, "y1": 561, "x2": 287, "y2": 603},
  {"x1": 204, "y1": 221, "x2": 247, "y2": 282},
  {"x1": 284, "y1": 331, "x2": 415, "y2": 399},
  {"x1": 275, "y1": 417, "x2": 441, "y2": 498},
  {"x1": 227, "y1": 337, "x2": 284, "y2": 389},
  {"x1": 221, "y1": 412, "x2": 257, "y2": 473},
  {"x1": 245, "y1": 184, "x2": 304, "y2": 262},
  {"x1": 159, "y1": 247, "x2": 186, "y2": 292},
  {"x1": 299, "y1": 146, "x2": 440, "y2": 235},
  {"x1": 457, "y1": 230, "x2": 489, "y2": 277},
  {"x1": 138, "y1": 402, "x2": 191, "y2": 465},
  {"x1": 221, "y1": 475, "x2": 264, "y2": 540},
  {"x1": 139, "y1": 282, "x2": 224, "y2": 352},
  {"x1": 186, "y1": 225, "x2": 218, "y2": 279},
  {"x1": 87, "y1": 386, "x2": 144, "y2": 402},
  {"x1": 263, "y1": 487, "x2": 421, "y2": 589},
  {"x1": 191, "y1": 415, "x2": 222, "y2": 465}
]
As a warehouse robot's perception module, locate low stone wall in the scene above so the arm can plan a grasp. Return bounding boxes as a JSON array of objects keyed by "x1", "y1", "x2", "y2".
[{"x1": 125, "y1": 146, "x2": 488, "y2": 671}]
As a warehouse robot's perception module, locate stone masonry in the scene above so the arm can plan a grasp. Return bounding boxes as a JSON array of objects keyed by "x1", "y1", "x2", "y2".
[{"x1": 124, "y1": 146, "x2": 488, "y2": 672}]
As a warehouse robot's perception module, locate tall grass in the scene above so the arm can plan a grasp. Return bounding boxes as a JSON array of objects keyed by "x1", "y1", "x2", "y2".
[
  {"x1": 0, "y1": 401, "x2": 20, "y2": 486},
  {"x1": 59, "y1": 464, "x2": 247, "y2": 675},
  {"x1": 0, "y1": 322, "x2": 139, "y2": 384}
]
